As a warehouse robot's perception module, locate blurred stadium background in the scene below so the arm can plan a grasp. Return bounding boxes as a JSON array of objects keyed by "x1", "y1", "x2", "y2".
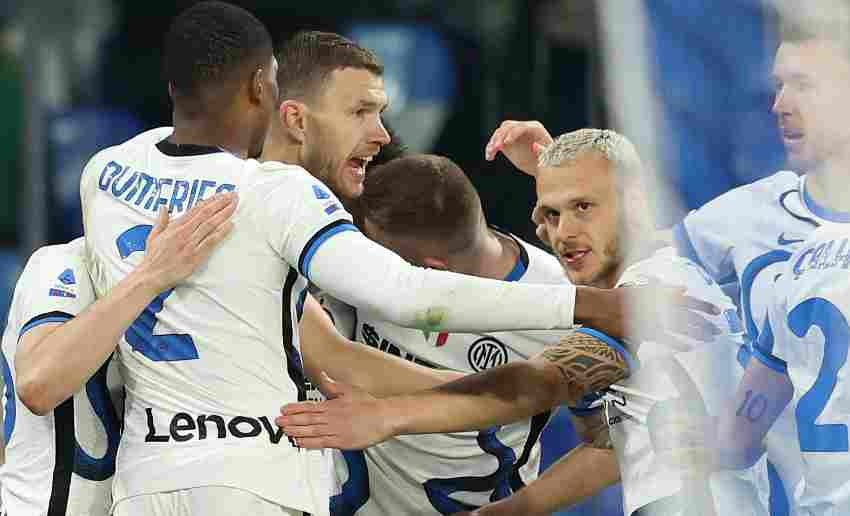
[{"x1": 0, "y1": 1, "x2": 792, "y2": 515}]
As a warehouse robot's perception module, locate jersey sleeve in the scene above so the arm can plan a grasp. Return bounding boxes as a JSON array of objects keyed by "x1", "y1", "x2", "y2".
[
  {"x1": 257, "y1": 164, "x2": 357, "y2": 277},
  {"x1": 673, "y1": 202, "x2": 737, "y2": 283},
  {"x1": 749, "y1": 313, "x2": 788, "y2": 374},
  {"x1": 17, "y1": 244, "x2": 96, "y2": 339}
]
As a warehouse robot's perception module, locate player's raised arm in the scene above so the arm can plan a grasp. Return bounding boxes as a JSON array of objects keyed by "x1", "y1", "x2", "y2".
[
  {"x1": 15, "y1": 193, "x2": 237, "y2": 415},
  {"x1": 299, "y1": 293, "x2": 462, "y2": 397},
  {"x1": 276, "y1": 328, "x2": 630, "y2": 449}
]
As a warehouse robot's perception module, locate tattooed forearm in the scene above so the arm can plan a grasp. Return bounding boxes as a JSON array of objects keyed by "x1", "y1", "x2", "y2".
[{"x1": 537, "y1": 332, "x2": 629, "y2": 406}]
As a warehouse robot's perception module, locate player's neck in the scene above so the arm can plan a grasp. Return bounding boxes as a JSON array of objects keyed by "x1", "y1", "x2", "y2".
[
  {"x1": 806, "y1": 156, "x2": 850, "y2": 214},
  {"x1": 602, "y1": 235, "x2": 662, "y2": 289},
  {"x1": 452, "y1": 229, "x2": 520, "y2": 281},
  {"x1": 170, "y1": 117, "x2": 249, "y2": 159},
  {"x1": 260, "y1": 123, "x2": 300, "y2": 164}
]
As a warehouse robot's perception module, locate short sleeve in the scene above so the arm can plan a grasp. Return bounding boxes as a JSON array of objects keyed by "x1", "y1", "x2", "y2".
[
  {"x1": 257, "y1": 165, "x2": 358, "y2": 278},
  {"x1": 750, "y1": 313, "x2": 788, "y2": 374},
  {"x1": 17, "y1": 242, "x2": 96, "y2": 338},
  {"x1": 674, "y1": 204, "x2": 737, "y2": 283}
]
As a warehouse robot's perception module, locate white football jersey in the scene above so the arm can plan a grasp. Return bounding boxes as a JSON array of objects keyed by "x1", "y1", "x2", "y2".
[
  {"x1": 0, "y1": 238, "x2": 121, "y2": 516},
  {"x1": 754, "y1": 222, "x2": 850, "y2": 515},
  {"x1": 675, "y1": 171, "x2": 830, "y2": 504},
  {"x1": 79, "y1": 129, "x2": 357, "y2": 515},
  {"x1": 324, "y1": 234, "x2": 570, "y2": 515},
  {"x1": 600, "y1": 247, "x2": 766, "y2": 516}
]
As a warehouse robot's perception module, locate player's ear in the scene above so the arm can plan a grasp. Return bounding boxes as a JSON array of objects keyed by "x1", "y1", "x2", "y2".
[
  {"x1": 249, "y1": 67, "x2": 265, "y2": 105},
  {"x1": 279, "y1": 100, "x2": 307, "y2": 144}
]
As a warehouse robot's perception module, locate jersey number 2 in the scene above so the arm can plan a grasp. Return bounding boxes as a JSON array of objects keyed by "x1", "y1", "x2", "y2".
[
  {"x1": 790, "y1": 297, "x2": 850, "y2": 452},
  {"x1": 117, "y1": 225, "x2": 198, "y2": 361}
]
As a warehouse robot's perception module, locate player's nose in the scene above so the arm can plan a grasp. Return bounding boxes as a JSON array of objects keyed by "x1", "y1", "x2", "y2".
[
  {"x1": 371, "y1": 118, "x2": 391, "y2": 146},
  {"x1": 772, "y1": 86, "x2": 793, "y2": 115}
]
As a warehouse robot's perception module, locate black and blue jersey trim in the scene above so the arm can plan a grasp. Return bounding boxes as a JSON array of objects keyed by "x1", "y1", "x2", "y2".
[
  {"x1": 19, "y1": 311, "x2": 74, "y2": 339},
  {"x1": 575, "y1": 327, "x2": 636, "y2": 373},
  {"x1": 750, "y1": 346, "x2": 788, "y2": 374},
  {"x1": 298, "y1": 220, "x2": 359, "y2": 280}
]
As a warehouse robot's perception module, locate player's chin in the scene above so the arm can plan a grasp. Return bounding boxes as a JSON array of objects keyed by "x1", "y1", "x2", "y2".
[
  {"x1": 560, "y1": 259, "x2": 596, "y2": 284},
  {"x1": 341, "y1": 176, "x2": 365, "y2": 201}
]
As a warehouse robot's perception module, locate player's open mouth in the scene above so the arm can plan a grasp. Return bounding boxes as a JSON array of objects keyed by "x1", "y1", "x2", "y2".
[
  {"x1": 562, "y1": 249, "x2": 590, "y2": 265},
  {"x1": 782, "y1": 129, "x2": 804, "y2": 147},
  {"x1": 344, "y1": 156, "x2": 372, "y2": 181}
]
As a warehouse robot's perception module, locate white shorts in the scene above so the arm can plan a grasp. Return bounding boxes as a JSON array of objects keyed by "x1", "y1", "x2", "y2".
[{"x1": 111, "y1": 486, "x2": 306, "y2": 516}]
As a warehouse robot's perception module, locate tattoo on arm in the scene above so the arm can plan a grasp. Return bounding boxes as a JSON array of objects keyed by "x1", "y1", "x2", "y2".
[{"x1": 539, "y1": 332, "x2": 629, "y2": 405}]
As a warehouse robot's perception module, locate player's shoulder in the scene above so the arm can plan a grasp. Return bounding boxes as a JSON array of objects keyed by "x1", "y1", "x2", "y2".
[
  {"x1": 717, "y1": 170, "x2": 799, "y2": 204},
  {"x1": 81, "y1": 127, "x2": 174, "y2": 187},
  {"x1": 25, "y1": 238, "x2": 87, "y2": 274},
  {"x1": 504, "y1": 232, "x2": 569, "y2": 285},
  {"x1": 241, "y1": 160, "x2": 324, "y2": 193},
  {"x1": 18, "y1": 238, "x2": 91, "y2": 297},
  {"x1": 87, "y1": 127, "x2": 173, "y2": 163},
  {"x1": 692, "y1": 170, "x2": 800, "y2": 218}
]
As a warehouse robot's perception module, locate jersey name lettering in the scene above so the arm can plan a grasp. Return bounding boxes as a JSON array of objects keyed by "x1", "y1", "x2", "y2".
[{"x1": 98, "y1": 160, "x2": 235, "y2": 215}]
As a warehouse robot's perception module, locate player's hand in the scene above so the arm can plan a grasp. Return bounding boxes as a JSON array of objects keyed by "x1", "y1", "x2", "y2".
[
  {"x1": 276, "y1": 372, "x2": 395, "y2": 450},
  {"x1": 484, "y1": 120, "x2": 553, "y2": 177},
  {"x1": 621, "y1": 283, "x2": 722, "y2": 348},
  {"x1": 579, "y1": 284, "x2": 720, "y2": 345},
  {"x1": 136, "y1": 191, "x2": 238, "y2": 293}
]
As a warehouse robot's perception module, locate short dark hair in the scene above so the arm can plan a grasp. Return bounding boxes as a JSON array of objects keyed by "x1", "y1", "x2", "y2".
[
  {"x1": 360, "y1": 154, "x2": 481, "y2": 250},
  {"x1": 163, "y1": 1, "x2": 273, "y2": 97},
  {"x1": 276, "y1": 30, "x2": 383, "y2": 103}
]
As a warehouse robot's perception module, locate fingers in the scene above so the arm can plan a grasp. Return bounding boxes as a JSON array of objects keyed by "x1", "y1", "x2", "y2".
[
  {"x1": 680, "y1": 295, "x2": 721, "y2": 315},
  {"x1": 147, "y1": 206, "x2": 170, "y2": 244},
  {"x1": 485, "y1": 120, "x2": 553, "y2": 161},
  {"x1": 663, "y1": 311, "x2": 723, "y2": 346},
  {"x1": 192, "y1": 220, "x2": 234, "y2": 263},
  {"x1": 485, "y1": 120, "x2": 516, "y2": 161},
  {"x1": 188, "y1": 193, "x2": 239, "y2": 248},
  {"x1": 276, "y1": 414, "x2": 330, "y2": 435},
  {"x1": 280, "y1": 401, "x2": 325, "y2": 416},
  {"x1": 178, "y1": 191, "x2": 238, "y2": 232},
  {"x1": 532, "y1": 142, "x2": 546, "y2": 155}
]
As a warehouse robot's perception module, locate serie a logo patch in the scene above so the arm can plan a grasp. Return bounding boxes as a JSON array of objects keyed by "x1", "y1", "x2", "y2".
[{"x1": 49, "y1": 268, "x2": 77, "y2": 298}]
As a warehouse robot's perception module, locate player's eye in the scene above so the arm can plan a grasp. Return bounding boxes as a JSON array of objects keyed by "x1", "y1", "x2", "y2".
[
  {"x1": 543, "y1": 208, "x2": 559, "y2": 223},
  {"x1": 576, "y1": 202, "x2": 592, "y2": 213}
]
